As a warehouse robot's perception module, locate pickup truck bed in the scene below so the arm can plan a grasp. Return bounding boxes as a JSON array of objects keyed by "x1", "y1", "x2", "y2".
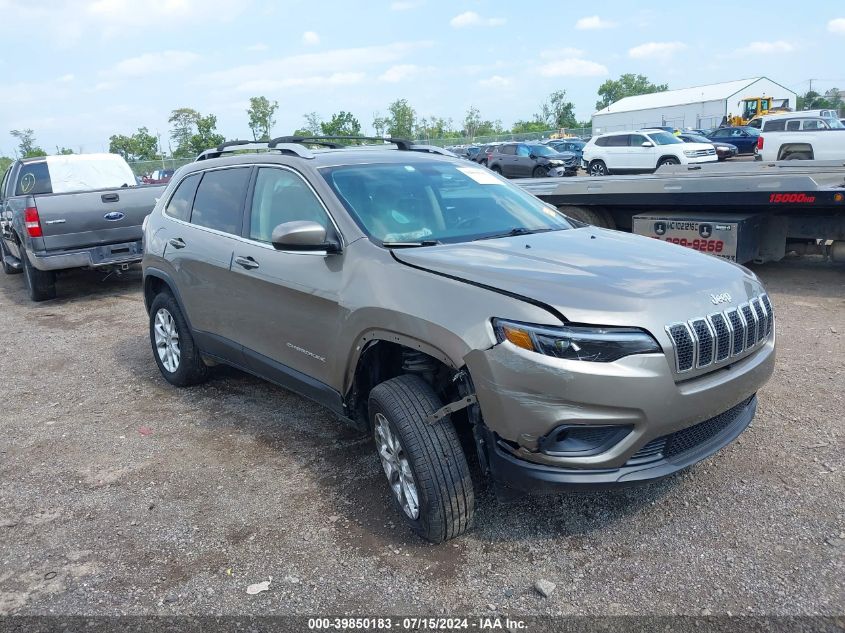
[{"x1": 1, "y1": 154, "x2": 166, "y2": 301}]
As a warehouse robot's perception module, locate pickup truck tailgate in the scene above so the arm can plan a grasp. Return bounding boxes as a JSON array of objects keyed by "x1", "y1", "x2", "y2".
[{"x1": 34, "y1": 185, "x2": 165, "y2": 251}]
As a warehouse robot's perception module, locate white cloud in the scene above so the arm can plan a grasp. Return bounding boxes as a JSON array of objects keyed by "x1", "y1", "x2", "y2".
[
  {"x1": 247, "y1": 42, "x2": 268, "y2": 52},
  {"x1": 379, "y1": 64, "x2": 422, "y2": 82},
  {"x1": 829, "y1": 18, "x2": 845, "y2": 34},
  {"x1": 450, "y1": 11, "x2": 505, "y2": 28},
  {"x1": 540, "y1": 47, "x2": 585, "y2": 60},
  {"x1": 478, "y1": 75, "x2": 511, "y2": 88},
  {"x1": 390, "y1": 0, "x2": 422, "y2": 9},
  {"x1": 538, "y1": 58, "x2": 608, "y2": 77},
  {"x1": 302, "y1": 31, "x2": 320, "y2": 46},
  {"x1": 575, "y1": 15, "x2": 616, "y2": 30},
  {"x1": 734, "y1": 40, "x2": 794, "y2": 54},
  {"x1": 58, "y1": 73, "x2": 75, "y2": 82},
  {"x1": 107, "y1": 50, "x2": 200, "y2": 77},
  {"x1": 200, "y1": 41, "x2": 433, "y2": 93},
  {"x1": 628, "y1": 41, "x2": 686, "y2": 60}
]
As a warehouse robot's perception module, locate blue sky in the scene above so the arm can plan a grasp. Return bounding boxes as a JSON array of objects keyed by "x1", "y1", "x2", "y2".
[{"x1": 1, "y1": 0, "x2": 844, "y2": 156}]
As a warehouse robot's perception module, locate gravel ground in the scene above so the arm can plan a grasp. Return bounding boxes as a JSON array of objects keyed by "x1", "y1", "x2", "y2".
[{"x1": 0, "y1": 257, "x2": 842, "y2": 618}]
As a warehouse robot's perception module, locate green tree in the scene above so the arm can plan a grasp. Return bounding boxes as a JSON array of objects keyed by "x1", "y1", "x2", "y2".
[
  {"x1": 541, "y1": 90, "x2": 578, "y2": 129},
  {"x1": 108, "y1": 127, "x2": 159, "y2": 162},
  {"x1": 595, "y1": 74, "x2": 668, "y2": 111},
  {"x1": 797, "y1": 88, "x2": 843, "y2": 111},
  {"x1": 168, "y1": 108, "x2": 201, "y2": 157},
  {"x1": 247, "y1": 96, "x2": 279, "y2": 141},
  {"x1": 510, "y1": 120, "x2": 549, "y2": 134},
  {"x1": 320, "y1": 111, "x2": 362, "y2": 142},
  {"x1": 475, "y1": 119, "x2": 504, "y2": 137},
  {"x1": 372, "y1": 113, "x2": 389, "y2": 137},
  {"x1": 302, "y1": 112, "x2": 323, "y2": 136},
  {"x1": 56, "y1": 147, "x2": 74, "y2": 155},
  {"x1": 189, "y1": 114, "x2": 225, "y2": 156},
  {"x1": 10, "y1": 129, "x2": 46, "y2": 158},
  {"x1": 463, "y1": 106, "x2": 482, "y2": 140},
  {"x1": 0, "y1": 156, "x2": 12, "y2": 174},
  {"x1": 384, "y1": 99, "x2": 415, "y2": 139}
]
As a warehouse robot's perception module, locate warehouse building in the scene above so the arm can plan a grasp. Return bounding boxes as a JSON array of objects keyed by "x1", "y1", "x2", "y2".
[{"x1": 592, "y1": 77, "x2": 797, "y2": 133}]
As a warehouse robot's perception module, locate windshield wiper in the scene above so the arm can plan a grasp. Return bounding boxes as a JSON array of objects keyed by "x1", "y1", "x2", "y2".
[
  {"x1": 381, "y1": 240, "x2": 441, "y2": 248},
  {"x1": 473, "y1": 227, "x2": 556, "y2": 241}
]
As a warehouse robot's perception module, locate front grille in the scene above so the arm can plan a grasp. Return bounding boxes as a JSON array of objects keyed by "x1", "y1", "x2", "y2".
[
  {"x1": 664, "y1": 396, "x2": 753, "y2": 458},
  {"x1": 686, "y1": 148, "x2": 717, "y2": 157},
  {"x1": 624, "y1": 396, "x2": 754, "y2": 466},
  {"x1": 666, "y1": 294, "x2": 773, "y2": 374}
]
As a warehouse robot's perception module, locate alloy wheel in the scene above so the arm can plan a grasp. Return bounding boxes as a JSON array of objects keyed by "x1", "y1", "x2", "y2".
[
  {"x1": 154, "y1": 308, "x2": 181, "y2": 373},
  {"x1": 374, "y1": 412, "x2": 420, "y2": 519}
]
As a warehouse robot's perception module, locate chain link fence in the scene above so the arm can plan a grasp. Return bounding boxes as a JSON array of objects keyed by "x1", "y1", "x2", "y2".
[
  {"x1": 126, "y1": 158, "x2": 194, "y2": 177},
  {"x1": 416, "y1": 127, "x2": 593, "y2": 148}
]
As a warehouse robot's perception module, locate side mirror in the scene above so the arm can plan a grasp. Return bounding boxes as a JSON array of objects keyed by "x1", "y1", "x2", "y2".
[
  {"x1": 271, "y1": 220, "x2": 340, "y2": 254},
  {"x1": 641, "y1": 141, "x2": 654, "y2": 147},
  {"x1": 529, "y1": 153, "x2": 537, "y2": 160}
]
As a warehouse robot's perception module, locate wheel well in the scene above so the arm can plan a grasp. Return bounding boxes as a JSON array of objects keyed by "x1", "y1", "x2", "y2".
[
  {"x1": 143, "y1": 275, "x2": 169, "y2": 314},
  {"x1": 346, "y1": 341, "x2": 464, "y2": 429},
  {"x1": 657, "y1": 155, "x2": 679, "y2": 166},
  {"x1": 777, "y1": 143, "x2": 814, "y2": 160}
]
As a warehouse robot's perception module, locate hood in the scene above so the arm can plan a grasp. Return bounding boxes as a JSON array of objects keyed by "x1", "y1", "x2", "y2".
[
  {"x1": 713, "y1": 142, "x2": 738, "y2": 150},
  {"x1": 393, "y1": 228, "x2": 764, "y2": 334},
  {"x1": 682, "y1": 142, "x2": 716, "y2": 152},
  {"x1": 544, "y1": 151, "x2": 577, "y2": 161}
]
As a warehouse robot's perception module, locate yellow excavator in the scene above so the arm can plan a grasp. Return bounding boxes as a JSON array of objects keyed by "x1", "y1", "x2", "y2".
[{"x1": 727, "y1": 97, "x2": 792, "y2": 126}]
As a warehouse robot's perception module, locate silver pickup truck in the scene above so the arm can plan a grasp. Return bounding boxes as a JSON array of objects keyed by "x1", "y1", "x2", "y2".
[{"x1": 0, "y1": 153, "x2": 166, "y2": 300}]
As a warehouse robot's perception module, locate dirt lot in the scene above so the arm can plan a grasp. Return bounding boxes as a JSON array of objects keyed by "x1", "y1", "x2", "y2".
[{"x1": 0, "y1": 258, "x2": 842, "y2": 618}]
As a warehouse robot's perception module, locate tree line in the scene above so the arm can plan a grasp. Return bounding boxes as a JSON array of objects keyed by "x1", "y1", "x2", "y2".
[{"x1": 4, "y1": 74, "x2": 839, "y2": 169}]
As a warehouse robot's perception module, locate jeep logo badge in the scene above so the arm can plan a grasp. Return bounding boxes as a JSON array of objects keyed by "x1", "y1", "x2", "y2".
[
  {"x1": 710, "y1": 292, "x2": 732, "y2": 305},
  {"x1": 104, "y1": 211, "x2": 125, "y2": 221},
  {"x1": 699, "y1": 223, "x2": 713, "y2": 238},
  {"x1": 654, "y1": 221, "x2": 666, "y2": 236}
]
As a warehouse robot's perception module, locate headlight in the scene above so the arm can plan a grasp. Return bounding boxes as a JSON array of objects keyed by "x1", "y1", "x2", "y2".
[
  {"x1": 548, "y1": 160, "x2": 563, "y2": 166},
  {"x1": 493, "y1": 319, "x2": 661, "y2": 362},
  {"x1": 683, "y1": 150, "x2": 698, "y2": 157}
]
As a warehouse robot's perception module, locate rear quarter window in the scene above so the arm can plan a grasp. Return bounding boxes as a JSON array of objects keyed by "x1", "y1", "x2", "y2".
[
  {"x1": 164, "y1": 173, "x2": 201, "y2": 222},
  {"x1": 190, "y1": 168, "x2": 251, "y2": 234},
  {"x1": 15, "y1": 162, "x2": 53, "y2": 195},
  {"x1": 763, "y1": 120, "x2": 786, "y2": 132}
]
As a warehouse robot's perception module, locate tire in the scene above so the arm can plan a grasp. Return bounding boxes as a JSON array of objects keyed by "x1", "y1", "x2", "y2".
[
  {"x1": 532, "y1": 165, "x2": 549, "y2": 178},
  {"x1": 149, "y1": 291, "x2": 208, "y2": 387},
  {"x1": 558, "y1": 205, "x2": 605, "y2": 227},
  {"x1": 490, "y1": 165, "x2": 502, "y2": 174},
  {"x1": 658, "y1": 157, "x2": 680, "y2": 168},
  {"x1": 592, "y1": 207, "x2": 617, "y2": 230},
  {"x1": 0, "y1": 238, "x2": 22, "y2": 275},
  {"x1": 20, "y1": 246, "x2": 56, "y2": 301},
  {"x1": 785, "y1": 153, "x2": 811, "y2": 161},
  {"x1": 588, "y1": 160, "x2": 607, "y2": 176},
  {"x1": 369, "y1": 374, "x2": 474, "y2": 543}
]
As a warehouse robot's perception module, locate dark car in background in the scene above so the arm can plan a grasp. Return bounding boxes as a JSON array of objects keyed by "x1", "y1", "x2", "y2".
[
  {"x1": 142, "y1": 169, "x2": 175, "y2": 185},
  {"x1": 473, "y1": 143, "x2": 499, "y2": 167},
  {"x1": 548, "y1": 139, "x2": 586, "y2": 163},
  {"x1": 677, "y1": 132, "x2": 737, "y2": 161},
  {"x1": 707, "y1": 127, "x2": 760, "y2": 155},
  {"x1": 488, "y1": 142, "x2": 578, "y2": 178},
  {"x1": 465, "y1": 146, "x2": 481, "y2": 161}
]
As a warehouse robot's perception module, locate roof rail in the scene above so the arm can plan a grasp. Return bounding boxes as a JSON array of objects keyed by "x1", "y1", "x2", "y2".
[
  {"x1": 195, "y1": 140, "x2": 314, "y2": 161},
  {"x1": 269, "y1": 135, "x2": 414, "y2": 151}
]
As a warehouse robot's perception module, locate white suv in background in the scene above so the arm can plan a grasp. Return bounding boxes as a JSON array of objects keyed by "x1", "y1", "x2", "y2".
[{"x1": 583, "y1": 130, "x2": 717, "y2": 176}]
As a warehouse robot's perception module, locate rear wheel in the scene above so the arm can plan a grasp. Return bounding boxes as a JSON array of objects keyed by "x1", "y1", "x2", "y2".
[
  {"x1": 0, "y1": 238, "x2": 22, "y2": 275},
  {"x1": 588, "y1": 160, "x2": 607, "y2": 176},
  {"x1": 20, "y1": 246, "x2": 56, "y2": 301},
  {"x1": 369, "y1": 374, "x2": 474, "y2": 543},
  {"x1": 149, "y1": 291, "x2": 208, "y2": 387},
  {"x1": 490, "y1": 165, "x2": 502, "y2": 174},
  {"x1": 532, "y1": 165, "x2": 549, "y2": 178}
]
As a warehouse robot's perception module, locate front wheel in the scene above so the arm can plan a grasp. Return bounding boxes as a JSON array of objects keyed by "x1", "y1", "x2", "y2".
[
  {"x1": 369, "y1": 375, "x2": 474, "y2": 543},
  {"x1": 532, "y1": 165, "x2": 549, "y2": 178},
  {"x1": 20, "y1": 246, "x2": 56, "y2": 301},
  {"x1": 588, "y1": 160, "x2": 607, "y2": 176},
  {"x1": 658, "y1": 157, "x2": 680, "y2": 168},
  {"x1": 149, "y1": 291, "x2": 208, "y2": 387}
]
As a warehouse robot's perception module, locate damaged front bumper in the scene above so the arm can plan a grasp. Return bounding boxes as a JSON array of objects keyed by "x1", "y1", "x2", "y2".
[{"x1": 464, "y1": 336, "x2": 774, "y2": 491}]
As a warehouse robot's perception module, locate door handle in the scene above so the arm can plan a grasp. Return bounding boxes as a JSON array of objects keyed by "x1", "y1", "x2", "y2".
[
  {"x1": 102, "y1": 193, "x2": 119, "y2": 203},
  {"x1": 168, "y1": 238, "x2": 186, "y2": 249},
  {"x1": 234, "y1": 255, "x2": 259, "y2": 270}
]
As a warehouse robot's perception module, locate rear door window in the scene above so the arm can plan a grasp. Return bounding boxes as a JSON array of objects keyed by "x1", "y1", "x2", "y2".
[
  {"x1": 764, "y1": 119, "x2": 786, "y2": 131},
  {"x1": 499, "y1": 144, "x2": 516, "y2": 155},
  {"x1": 607, "y1": 134, "x2": 630, "y2": 147},
  {"x1": 165, "y1": 173, "x2": 201, "y2": 222},
  {"x1": 15, "y1": 162, "x2": 52, "y2": 195},
  {"x1": 190, "y1": 167, "x2": 251, "y2": 235},
  {"x1": 786, "y1": 120, "x2": 800, "y2": 131}
]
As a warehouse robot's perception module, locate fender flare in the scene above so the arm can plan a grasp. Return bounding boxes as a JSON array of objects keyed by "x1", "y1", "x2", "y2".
[{"x1": 143, "y1": 268, "x2": 194, "y2": 333}]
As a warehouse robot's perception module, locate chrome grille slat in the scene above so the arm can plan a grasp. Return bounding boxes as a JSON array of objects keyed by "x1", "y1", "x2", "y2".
[{"x1": 665, "y1": 295, "x2": 773, "y2": 375}]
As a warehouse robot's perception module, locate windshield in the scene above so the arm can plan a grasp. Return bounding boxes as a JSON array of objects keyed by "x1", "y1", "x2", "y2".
[
  {"x1": 648, "y1": 131, "x2": 682, "y2": 145},
  {"x1": 530, "y1": 145, "x2": 557, "y2": 157},
  {"x1": 320, "y1": 161, "x2": 573, "y2": 244},
  {"x1": 684, "y1": 134, "x2": 713, "y2": 144}
]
